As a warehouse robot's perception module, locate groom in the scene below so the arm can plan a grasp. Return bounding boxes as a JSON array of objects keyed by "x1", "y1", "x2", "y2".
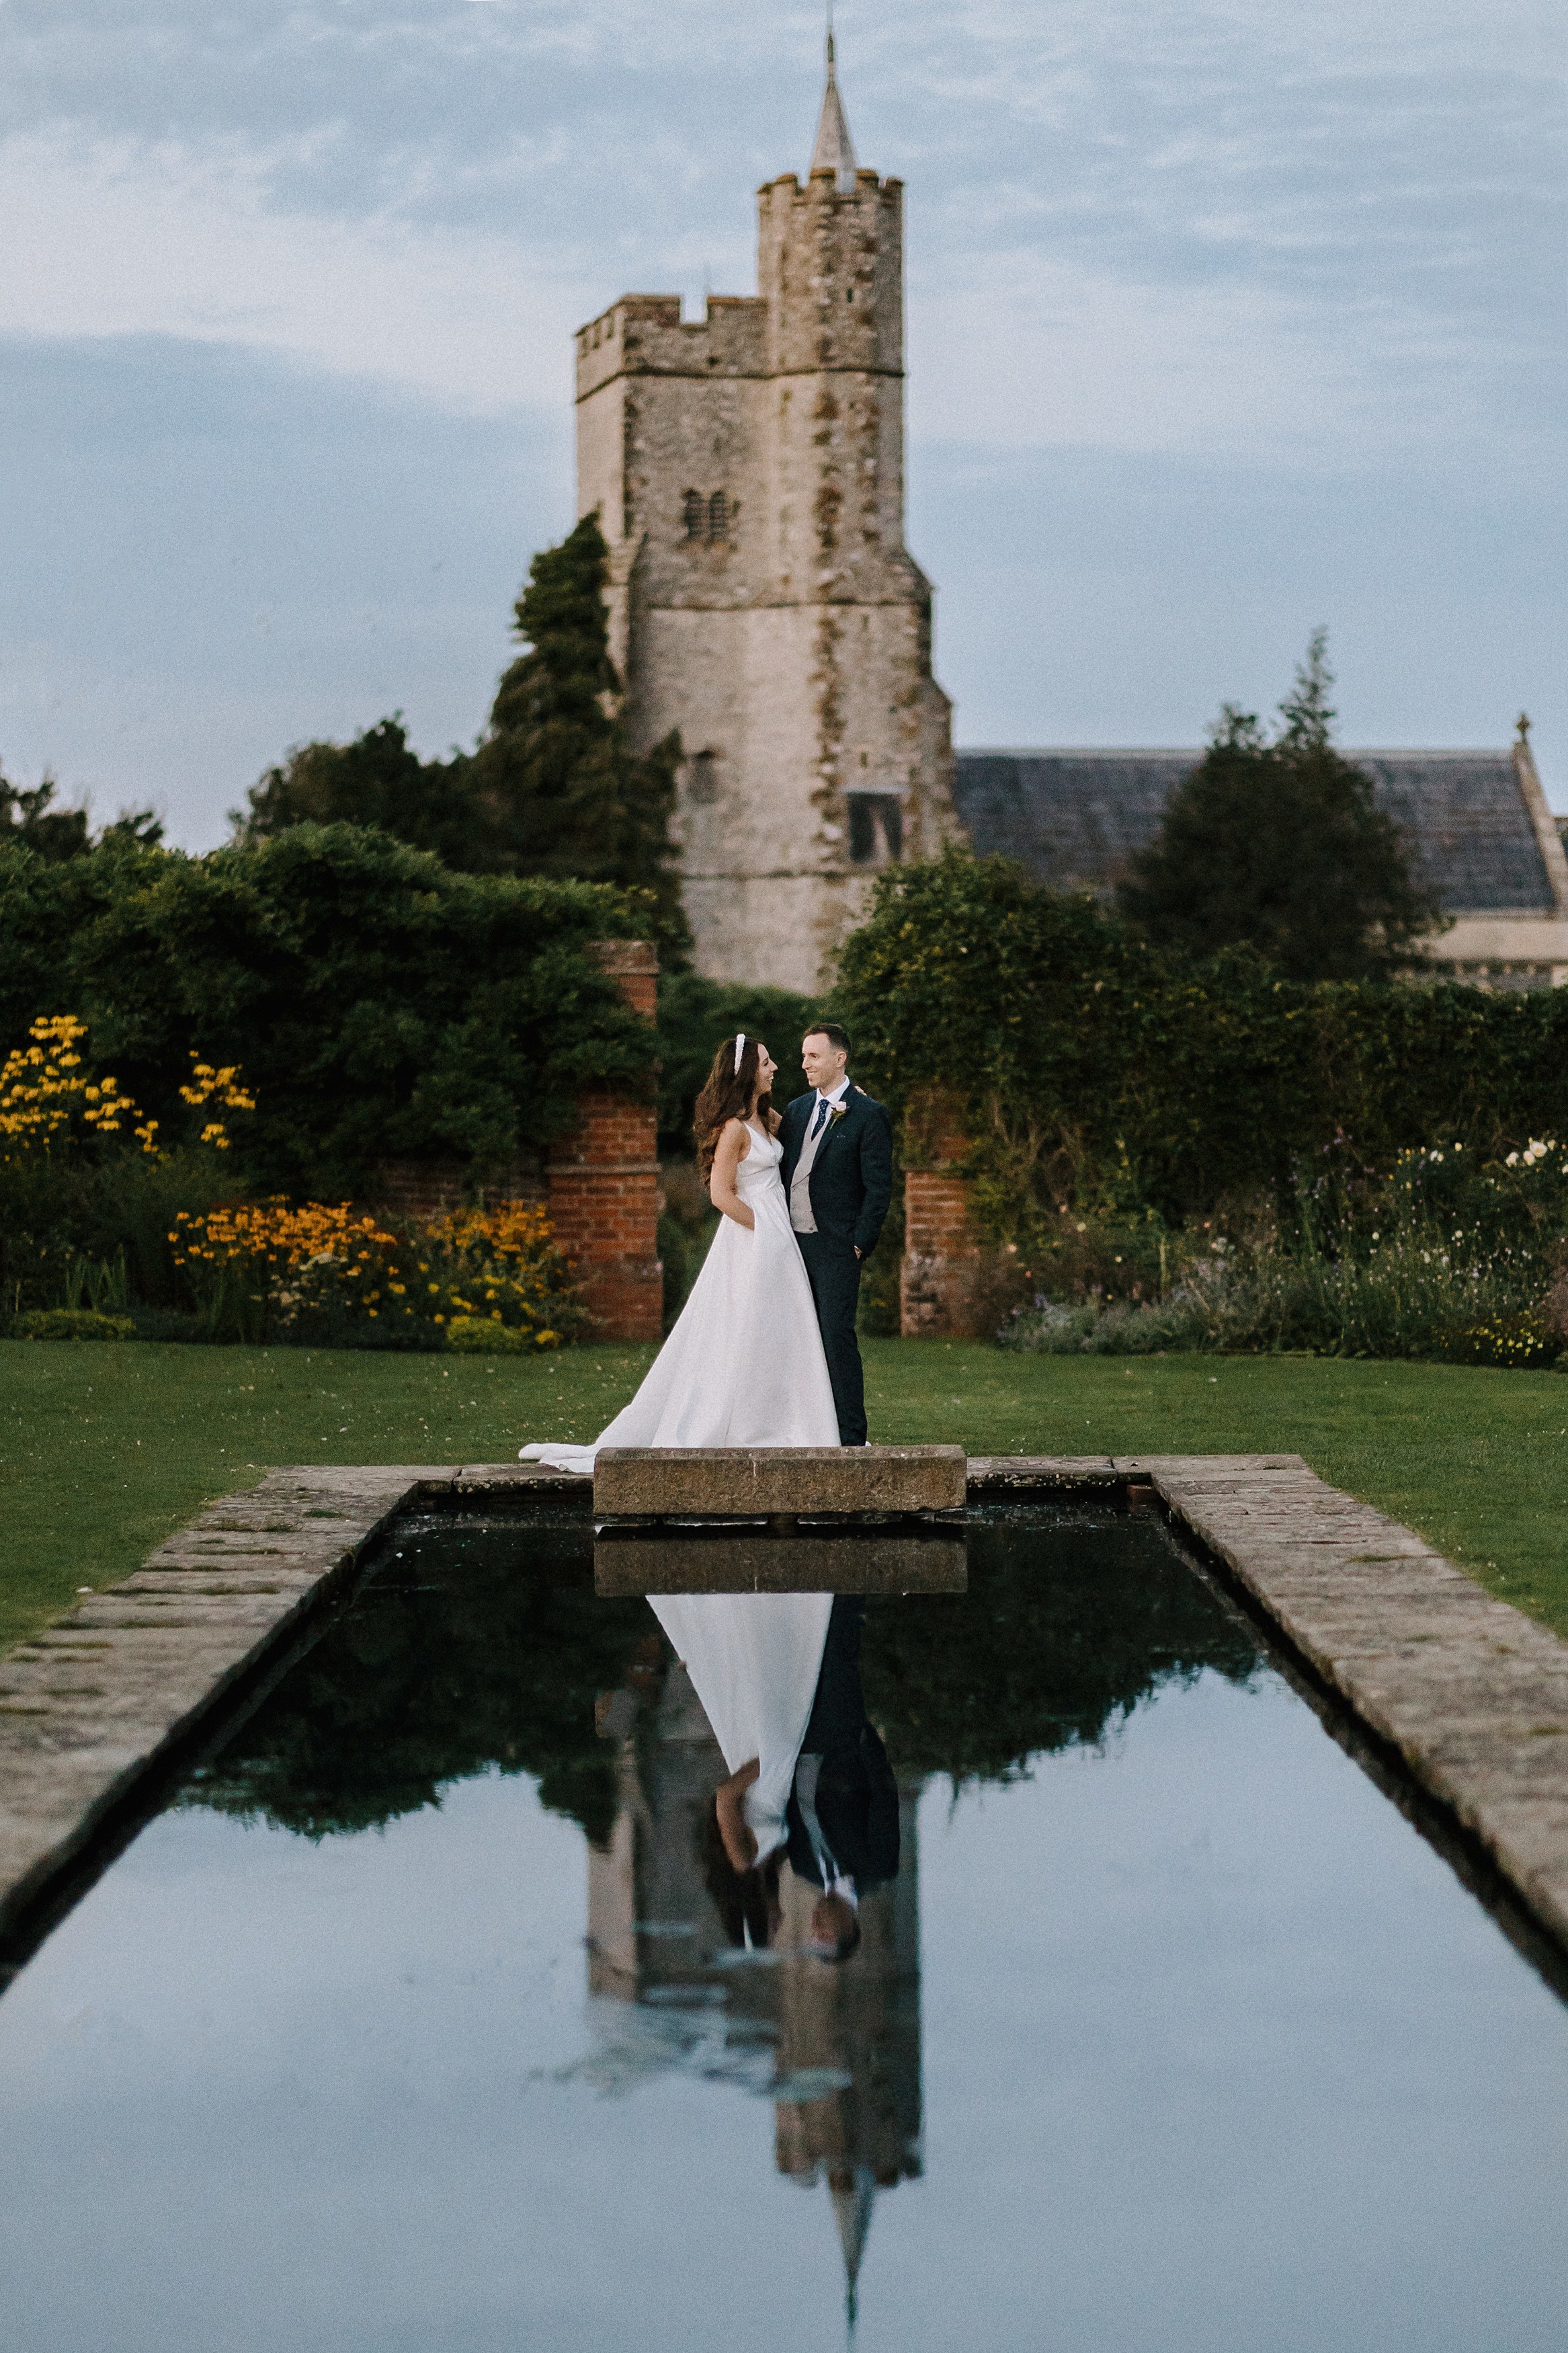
[{"x1": 779, "y1": 1023, "x2": 893, "y2": 1447}]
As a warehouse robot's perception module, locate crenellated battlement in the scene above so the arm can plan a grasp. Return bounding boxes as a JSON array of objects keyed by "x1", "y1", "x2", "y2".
[{"x1": 575, "y1": 296, "x2": 768, "y2": 401}]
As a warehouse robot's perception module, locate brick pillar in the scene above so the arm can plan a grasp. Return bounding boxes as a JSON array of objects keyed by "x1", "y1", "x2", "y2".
[
  {"x1": 899, "y1": 1097, "x2": 984, "y2": 1338},
  {"x1": 546, "y1": 938, "x2": 663, "y2": 1343}
]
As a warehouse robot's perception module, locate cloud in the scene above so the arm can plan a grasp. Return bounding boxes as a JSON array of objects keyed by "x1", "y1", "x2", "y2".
[{"x1": 0, "y1": 129, "x2": 583, "y2": 412}]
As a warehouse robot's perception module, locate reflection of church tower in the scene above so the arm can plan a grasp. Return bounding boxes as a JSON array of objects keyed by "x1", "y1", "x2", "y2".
[
  {"x1": 587, "y1": 1650, "x2": 724, "y2": 1997},
  {"x1": 573, "y1": 34, "x2": 958, "y2": 990},
  {"x1": 772, "y1": 1782, "x2": 923, "y2": 2329},
  {"x1": 587, "y1": 1638, "x2": 924, "y2": 2333}
]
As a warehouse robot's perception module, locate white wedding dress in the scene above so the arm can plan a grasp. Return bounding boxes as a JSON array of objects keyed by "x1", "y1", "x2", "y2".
[{"x1": 520, "y1": 1120, "x2": 841, "y2": 1858}]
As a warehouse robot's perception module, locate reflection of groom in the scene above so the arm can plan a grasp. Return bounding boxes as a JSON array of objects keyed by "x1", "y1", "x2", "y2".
[
  {"x1": 779, "y1": 1023, "x2": 893, "y2": 1448},
  {"x1": 786, "y1": 1597, "x2": 900, "y2": 1962}
]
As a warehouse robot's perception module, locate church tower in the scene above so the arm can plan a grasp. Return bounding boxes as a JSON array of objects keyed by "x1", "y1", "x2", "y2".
[{"x1": 573, "y1": 40, "x2": 957, "y2": 990}]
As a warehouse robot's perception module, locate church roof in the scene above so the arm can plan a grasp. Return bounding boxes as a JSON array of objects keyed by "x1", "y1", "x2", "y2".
[
  {"x1": 810, "y1": 33, "x2": 860, "y2": 190},
  {"x1": 951, "y1": 748, "x2": 1557, "y2": 914}
]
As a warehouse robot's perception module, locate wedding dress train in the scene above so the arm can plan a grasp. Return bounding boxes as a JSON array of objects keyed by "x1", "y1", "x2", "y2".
[
  {"x1": 520, "y1": 1121, "x2": 840, "y2": 1468},
  {"x1": 520, "y1": 1121, "x2": 841, "y2": 1856}
]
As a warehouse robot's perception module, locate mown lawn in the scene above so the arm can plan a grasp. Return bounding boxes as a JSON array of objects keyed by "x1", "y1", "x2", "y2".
[{"x1": 2, "y1": 1337, "x2": 1565, "y2": 1653}]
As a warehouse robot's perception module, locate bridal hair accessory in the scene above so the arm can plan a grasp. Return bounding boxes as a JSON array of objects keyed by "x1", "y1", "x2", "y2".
[{"x1": 733, "y1": 1033, "x2": 745, "y2": 1074}]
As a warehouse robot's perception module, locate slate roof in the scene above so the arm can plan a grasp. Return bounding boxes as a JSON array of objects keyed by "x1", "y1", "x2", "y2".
[{"x1": 951, "y1": 749, "x2": 1555, "y2": 915}]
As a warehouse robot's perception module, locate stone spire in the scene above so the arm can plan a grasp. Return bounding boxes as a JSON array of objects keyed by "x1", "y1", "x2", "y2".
[
  {"x1": 831, "y1": 2167, "x2": 877, "y2": 2335},
  {"x1": 810, "y1": 28, "x2": 860, "y2": 191}
]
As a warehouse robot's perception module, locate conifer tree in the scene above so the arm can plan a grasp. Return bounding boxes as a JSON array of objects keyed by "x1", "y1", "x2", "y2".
[
  {"x1": 236, "y1": 516, "x2": 688, "y2": 955},
  {"x1": 472, "y1": 514, "x2": 688, "y2": 953},
  {"x1": 1117, "y1": 632, "x2": 1444, "y2": 983},
  {"x1": 0, "y1": 770, "x2": 89, "y2": 861},
  {"x1": 0, "y1": 767, "x2": 162, "y2": 860},
  {"x1": 238, "y1": 717, "x2": 485, "y2": 871}
]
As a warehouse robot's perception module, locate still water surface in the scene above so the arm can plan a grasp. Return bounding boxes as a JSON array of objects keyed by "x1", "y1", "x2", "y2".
[{"x1": 3, "y1": 1504, "x2": 1568, "y2": 2351}]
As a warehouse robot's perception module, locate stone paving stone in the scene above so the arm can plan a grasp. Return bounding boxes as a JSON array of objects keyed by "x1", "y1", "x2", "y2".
[
  {"x1": 452, "y1": 1464, "x2": 585, "y2": 1495},
  {"x1": 967, "y1": 1455, "x2": 1118, "y2": 1489}
]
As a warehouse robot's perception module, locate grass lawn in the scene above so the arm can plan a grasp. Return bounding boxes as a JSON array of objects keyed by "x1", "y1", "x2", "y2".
[{"x1": 2, "y1": 1337, "x2": 1566, "y2": 1653}]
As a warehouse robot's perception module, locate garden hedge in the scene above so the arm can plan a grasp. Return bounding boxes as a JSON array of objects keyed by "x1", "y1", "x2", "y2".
[
  {"x1": 837, "y1": 850, "x2": 1568, "y2": 1235},
  {"x1": 0, "y1": 826, "x2": 656, "y2": 1199}
]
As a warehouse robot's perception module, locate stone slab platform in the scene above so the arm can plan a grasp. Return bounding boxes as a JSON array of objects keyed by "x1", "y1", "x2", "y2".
[
  {"x1": 594, "y1": 1533, "x2": 966, "y2": 1596},
  {"x1": 9, "y1": 1450, "x2": 1568, "y2": 1988},
  {"x1": 593, "y1": 1445, "x2": 967, "y2": 1518}
]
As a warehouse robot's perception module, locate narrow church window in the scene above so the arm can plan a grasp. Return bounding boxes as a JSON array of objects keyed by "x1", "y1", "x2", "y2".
[
  {"x1": 708, "y1": 489, "x2": 729, "y2": 541},
  {"x1": 687, "y1": 750, "x2": 719, "y2": 805},
  {"x1": 683, "y1": 490, "x2": 704, "y2": 539},
  {"x1": 848, "y1": 794, "x2": 903, "y2": 865}
]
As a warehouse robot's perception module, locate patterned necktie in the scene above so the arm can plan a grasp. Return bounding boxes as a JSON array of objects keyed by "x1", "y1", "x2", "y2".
[{"x1": 811, "y1": 1094, "x2": 831, "y2": 1138}]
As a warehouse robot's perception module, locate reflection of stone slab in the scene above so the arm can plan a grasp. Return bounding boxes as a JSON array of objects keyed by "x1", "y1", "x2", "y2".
[
  {"x1": 595, "y1": 1535, "x2": 967, "y2": 1596},
  {"x1": 594, "y1": 1445, "x2": 966, "y2": 1519}
]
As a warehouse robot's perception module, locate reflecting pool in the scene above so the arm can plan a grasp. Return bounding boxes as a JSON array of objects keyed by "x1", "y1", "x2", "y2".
[{"x1": 3, "y1": 1503, "x2": 1568, "y2": 2352}]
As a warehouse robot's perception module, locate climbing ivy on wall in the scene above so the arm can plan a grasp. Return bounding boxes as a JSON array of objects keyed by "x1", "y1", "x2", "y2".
[{"x1": 836, "y1": 849, "x2": 1568, "y2": 1238}]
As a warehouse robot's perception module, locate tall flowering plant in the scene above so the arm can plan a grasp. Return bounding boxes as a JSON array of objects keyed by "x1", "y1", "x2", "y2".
[
  {"x1": 0, "y1": 1015, "x2": 253, "y2": 1160},
  {"x1": 1, "y1": 1014, "x2": 257, "y2": 1323},
  {"x1": 167, "y1": 1195, "x2": 582, "y2": 1348},
  {"x1": 424, "y1": 1200, "x2": 585, "y2": 1349}
]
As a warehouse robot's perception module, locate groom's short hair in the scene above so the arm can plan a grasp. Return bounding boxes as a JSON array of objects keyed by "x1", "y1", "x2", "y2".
[{"x1": 805, "y1": 1021, "x2": 852, "y2": 1058}]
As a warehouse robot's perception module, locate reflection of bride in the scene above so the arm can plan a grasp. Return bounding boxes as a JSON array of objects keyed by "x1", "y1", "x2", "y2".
[{"x1": 521, "y1": 1035, "x2": 844, "y2": 1915}]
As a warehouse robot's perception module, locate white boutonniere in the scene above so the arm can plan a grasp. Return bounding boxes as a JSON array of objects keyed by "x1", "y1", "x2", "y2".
[{"x1": 828, "y1": 1102, "x2": 850, "y2": 1126}]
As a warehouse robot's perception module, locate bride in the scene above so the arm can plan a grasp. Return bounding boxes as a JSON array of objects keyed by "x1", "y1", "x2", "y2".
[
  {"x1": 520, "y1": 1033, "x2": 840, "y2": 1469},
  {"x1": 520, "y1": 1035, "x2": 841, "y2": 1883}
]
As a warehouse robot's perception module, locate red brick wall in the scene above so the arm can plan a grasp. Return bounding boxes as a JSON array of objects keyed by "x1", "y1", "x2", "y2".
[
  {"x1": 900, "y1": 1098, "x2": 985, "y2": 1338},
  {"x1": 548, "y1": 939, "x2": 663, "y2": 1343},
  {"x1": 362, "y1": 1155, "x2": 544, "y2": 1227}
]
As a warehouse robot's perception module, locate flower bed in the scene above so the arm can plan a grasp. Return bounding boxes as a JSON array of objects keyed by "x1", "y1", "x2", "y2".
[{"x1": 166, "y1": 1197, "x2": 583, "y2": 1350}]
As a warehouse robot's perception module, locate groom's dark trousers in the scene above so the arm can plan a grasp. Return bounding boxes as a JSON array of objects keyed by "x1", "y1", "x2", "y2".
[
  {"x1": 779, "y1": 1082, "x2": 893, "y2": 1449},
  {"x1": 796, "y1": 1235, "x2": 868, "y2": 1446}
]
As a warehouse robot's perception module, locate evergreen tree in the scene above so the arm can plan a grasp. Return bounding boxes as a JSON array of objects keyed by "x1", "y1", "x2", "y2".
[
  {"x1": 472, "y1": 514, "x2": 688, "y2": 953},
  {"x1": 235, "y1": 518, "x2": 688, "y2": 953},
  {"x1": 0, "y1": 766, "x2": 161, "y2": 861},
  {"x1": 237, "y1": 717, "x2": 487, "y2": 871},
  {"x1": 1117, "y1": 632, "x2": 1444, "y2": 982},
  {"x1": 0, "y1": 770, "x2": 89, "y2": 861}
]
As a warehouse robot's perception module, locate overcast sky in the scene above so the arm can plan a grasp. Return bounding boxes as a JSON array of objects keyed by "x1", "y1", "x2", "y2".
[{"x1": 1, "y1": 0, "x2": 1563, "y2": 847}]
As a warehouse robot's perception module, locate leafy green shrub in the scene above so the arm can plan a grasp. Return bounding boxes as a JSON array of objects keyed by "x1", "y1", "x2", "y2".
[
  {"x1": 0, "y1": 1013, "x2": 254, "y2": 1320},
  {"x1": 446, "y1": 1316, "x2": 533, "y2": 1353},
  {"x1": 1001, "y1": 1220, "x2": 1547, "y2": 1364},
  {"x1": 10, "y1": 1308, "x2": 134, "y2": 1341}
]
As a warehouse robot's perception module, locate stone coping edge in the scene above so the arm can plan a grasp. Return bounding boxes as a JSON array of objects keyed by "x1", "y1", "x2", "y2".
[{"x1": 6, "y1": 1452, "x2": 1568, "y2": 1989}]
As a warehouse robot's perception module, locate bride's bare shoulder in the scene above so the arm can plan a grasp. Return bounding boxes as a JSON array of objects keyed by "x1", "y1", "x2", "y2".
[{"x1": 717, "y1": 1113, "x2": 751, "y2": 1156}]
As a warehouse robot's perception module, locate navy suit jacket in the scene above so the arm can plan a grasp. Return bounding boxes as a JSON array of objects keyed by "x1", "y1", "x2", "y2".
[{"x1": 778, "y1": 1083, "x2": 894, "y2": 1258}]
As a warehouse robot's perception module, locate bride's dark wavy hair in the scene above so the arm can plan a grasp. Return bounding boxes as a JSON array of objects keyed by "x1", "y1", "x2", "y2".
[
  {"x1": 700, "y1": 1798, "x2": 782, "y2": 1950},
  {"x1": 694, "y1": 1035, "x2": 772, "y2": 1179}
]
